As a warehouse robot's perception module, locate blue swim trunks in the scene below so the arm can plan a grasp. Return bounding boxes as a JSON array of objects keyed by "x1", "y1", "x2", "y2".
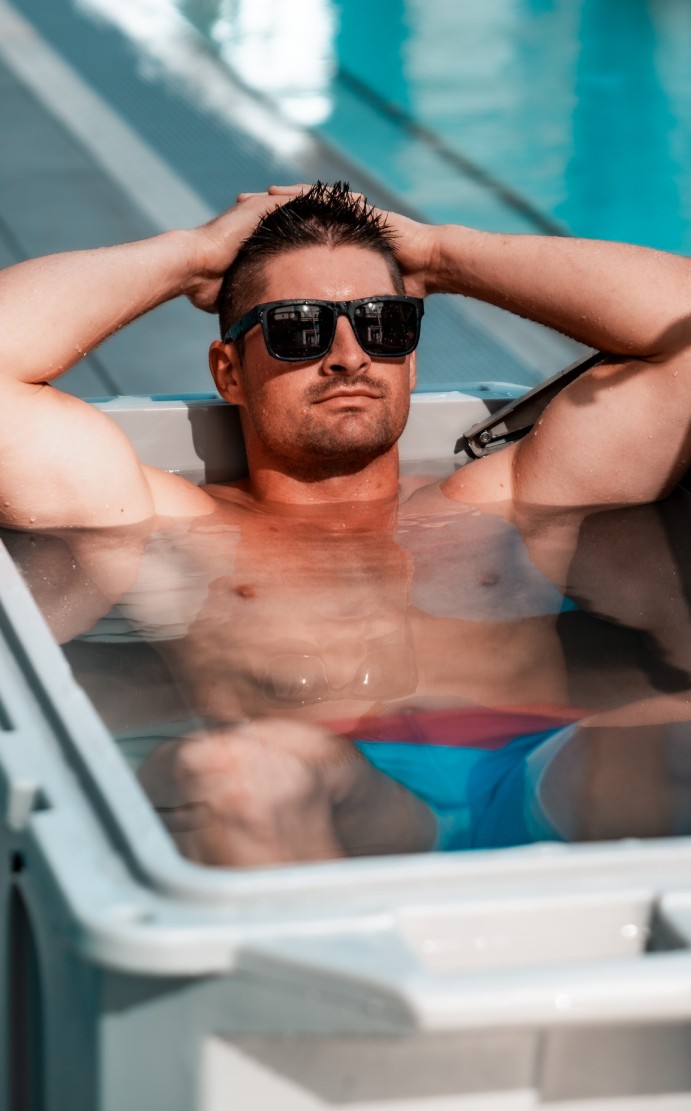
[{"x1": 355, "y1": 724, "x2": 577, "y2": 851}]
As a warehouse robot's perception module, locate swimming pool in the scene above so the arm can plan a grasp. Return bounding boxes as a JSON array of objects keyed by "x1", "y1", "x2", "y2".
[{"x1": 178, "y1": 0, "x2": 691, "y2": 250}]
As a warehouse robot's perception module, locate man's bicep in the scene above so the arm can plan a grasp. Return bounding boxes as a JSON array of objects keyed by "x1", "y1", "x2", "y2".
[
  {"x1": 0, "y1": 382, "x2": 154, "y2": 528},
  {"x1": 513, "y1": 355, "x2": 691, "y2": 509}
]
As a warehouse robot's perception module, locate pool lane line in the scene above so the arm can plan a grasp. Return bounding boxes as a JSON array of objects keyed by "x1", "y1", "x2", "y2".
[
  {"x1": 337, "y1": 67, "x2": 571, "y2": 239},
  {"x1": 0, "y1": 0, "x2": 213, "y2": 233}
]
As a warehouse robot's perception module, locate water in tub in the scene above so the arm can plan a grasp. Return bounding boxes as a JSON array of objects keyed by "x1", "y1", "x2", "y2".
[{"x1": 5, "y1": 473, "x2": 691, "y2": 866}]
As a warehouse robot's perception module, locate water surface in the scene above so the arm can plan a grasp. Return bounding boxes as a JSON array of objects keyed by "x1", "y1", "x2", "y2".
[{"x1": 7, "y1": 473, "x2": 691, "y2": 865}]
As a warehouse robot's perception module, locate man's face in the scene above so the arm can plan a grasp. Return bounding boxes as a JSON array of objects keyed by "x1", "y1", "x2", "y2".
[{"x1": 211, "y1": 245, "x2": 417, "y2": 473}]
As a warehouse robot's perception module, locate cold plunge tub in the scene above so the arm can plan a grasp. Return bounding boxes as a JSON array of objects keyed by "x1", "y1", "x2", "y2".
[{"x1": 3, "y1": 388, "x2": 691, "y2": 1111}]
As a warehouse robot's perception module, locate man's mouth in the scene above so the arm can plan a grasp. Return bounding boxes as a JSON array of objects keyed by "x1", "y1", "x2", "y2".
[
  {"x1": 311, "y1": 380, "x2": 386, "y2": 404},
  {"x1": 315, "y1": 389, "x2": 381, "y2": 403}
]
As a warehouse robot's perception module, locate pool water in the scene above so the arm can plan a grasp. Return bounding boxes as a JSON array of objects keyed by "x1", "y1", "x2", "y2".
[
  {"x1": 179, "y1": 0, "x2": 691, "y2": 250},
  {"x1": 10, "y1": 476, "x2": 691, "y2": 865}
]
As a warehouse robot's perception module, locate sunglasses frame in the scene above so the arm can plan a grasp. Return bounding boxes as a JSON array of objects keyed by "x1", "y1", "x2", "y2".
[{"x1": 223, "y1": 296, "x2": 424, "y2": 362}]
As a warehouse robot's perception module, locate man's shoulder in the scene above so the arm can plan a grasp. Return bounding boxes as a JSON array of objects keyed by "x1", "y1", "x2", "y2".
[
  {"x1": 143, "y1": 465, "x2": 219, "y2": 519},
  {"x1": 397, "y1": 452, "x2": 516, "y2": 519},
  {"x1": 439, "y1": 445, "x2": 516, "y2": 509}
]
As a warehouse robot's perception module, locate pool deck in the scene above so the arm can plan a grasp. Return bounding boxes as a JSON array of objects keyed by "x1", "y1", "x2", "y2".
[
  {"x1": 0, "y1": 0, "x2": 581, "y2": 402},
  {"x1": 0, "y1": 0, "x2": 218, "y2": 399}
]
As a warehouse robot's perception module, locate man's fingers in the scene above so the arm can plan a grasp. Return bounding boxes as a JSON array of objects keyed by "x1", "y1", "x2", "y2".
[
  {"x1": 267, "y1": 184, "x2": 368, "y2": 204},
  {"x1": 235, "y1": 184, "x2": 308, "y2": 203},
  {"x1": 234, "y1": 185, "x2": 374, "y2": 207},
  {"x1": 267, "y1": 184, "x2": 310, "y2": 195}
]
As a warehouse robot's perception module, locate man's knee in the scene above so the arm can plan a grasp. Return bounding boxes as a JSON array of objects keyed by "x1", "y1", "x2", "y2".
[{"x1": 138, "y1": 721, "x2": 331, "y2": 832}]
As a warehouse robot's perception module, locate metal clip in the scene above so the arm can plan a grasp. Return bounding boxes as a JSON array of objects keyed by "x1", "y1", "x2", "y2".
[{"x1": 455, "y1": 350, "x2": 609, "y2": 458}]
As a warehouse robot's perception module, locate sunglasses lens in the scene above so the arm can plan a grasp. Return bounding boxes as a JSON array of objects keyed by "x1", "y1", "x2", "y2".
[
  {"x1": 265, "y1": 303, "x2": 335, "y2": 360},
  {"x1": 261, "y1": 299, "x2": 420, "y2": 360},
  {"x1": 353, "y1": 300, "x2": 419, "y2": 356}
]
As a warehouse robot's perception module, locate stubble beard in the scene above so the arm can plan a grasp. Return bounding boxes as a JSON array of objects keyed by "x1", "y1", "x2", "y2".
[
  {"x1": 247, "y1": 393, "x2": 409, "y2": 478},
  {"x1": 303, "y1": 406, "x2": 402, "y2": 459}
]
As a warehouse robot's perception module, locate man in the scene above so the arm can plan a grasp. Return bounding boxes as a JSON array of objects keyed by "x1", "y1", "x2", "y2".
[{"x1": 3, "y1": 182, "x2": 691, "y2": 864}]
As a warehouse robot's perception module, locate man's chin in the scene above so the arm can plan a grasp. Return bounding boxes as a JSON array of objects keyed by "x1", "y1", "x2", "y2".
[
  {"x1": 305, "y1": 437, "x2": 397, "y2": 468},
  {"x1": 302, "y1": 413, "x2": 402, "y2": 461}
]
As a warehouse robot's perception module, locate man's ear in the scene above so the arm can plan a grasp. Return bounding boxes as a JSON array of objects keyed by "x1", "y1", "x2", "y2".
[
  {"x1": 209, "y1": 340, "x2": 245, "y2": 405},
  {"x1": 408, "y1": 352, "x2": 417, "y2": 393}
]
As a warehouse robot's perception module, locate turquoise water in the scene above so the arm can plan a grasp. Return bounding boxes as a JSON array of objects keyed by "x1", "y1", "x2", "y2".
[{"x1": 179, "y1": 0, "x2": 691, "y2": 250}]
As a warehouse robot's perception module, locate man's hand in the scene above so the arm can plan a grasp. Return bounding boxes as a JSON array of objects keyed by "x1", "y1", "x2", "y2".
[
  {"x1": 376, "y1": 208, "x2": 441, "y2": 298},
  {"x1": 182, "y1": 190, "x2": 294, "y2": 312}
]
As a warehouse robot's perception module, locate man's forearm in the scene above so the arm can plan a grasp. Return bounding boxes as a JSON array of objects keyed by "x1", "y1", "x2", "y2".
[
  {"x1": 429, "y1": 226, "x2": 691, "y2": 359},
  {"x1": 0, "y1": 230, "x2": 197, "y2": 385}
]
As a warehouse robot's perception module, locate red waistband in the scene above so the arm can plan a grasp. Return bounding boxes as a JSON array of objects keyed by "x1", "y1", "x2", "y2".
[{"x1": 326, "y1": 705, "x2": 587, "y2": 748}]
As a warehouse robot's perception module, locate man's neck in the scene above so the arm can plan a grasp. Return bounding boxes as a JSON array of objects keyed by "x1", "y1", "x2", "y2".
[{"x1": 247, "y1": 447, "x2": 401, "y2": 505}]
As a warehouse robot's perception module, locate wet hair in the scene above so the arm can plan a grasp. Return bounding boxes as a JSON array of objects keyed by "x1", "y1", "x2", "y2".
[{"x1": 217, "y1": 181, "x2": 405, "y2": 344}]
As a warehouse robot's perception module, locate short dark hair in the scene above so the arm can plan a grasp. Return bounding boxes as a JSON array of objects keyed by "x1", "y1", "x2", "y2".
[{"x1": 218, "y1": 181, "x2": 405, "y2": 342}]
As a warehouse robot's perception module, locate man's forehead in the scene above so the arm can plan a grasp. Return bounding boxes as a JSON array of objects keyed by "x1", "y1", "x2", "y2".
[{"x1": 256, "y1": 244, "x2": 398, "y2": 303}]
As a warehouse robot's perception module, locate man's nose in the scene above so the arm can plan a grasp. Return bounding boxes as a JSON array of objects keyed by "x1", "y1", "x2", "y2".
[{"x1": 323, "y1": 314, "x2": 370, "y2": 374}]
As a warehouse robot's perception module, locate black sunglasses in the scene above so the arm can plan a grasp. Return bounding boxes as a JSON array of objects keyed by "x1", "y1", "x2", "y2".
[{"x1": 223, "y1": 296, "x2": 424, "y2": 362}]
